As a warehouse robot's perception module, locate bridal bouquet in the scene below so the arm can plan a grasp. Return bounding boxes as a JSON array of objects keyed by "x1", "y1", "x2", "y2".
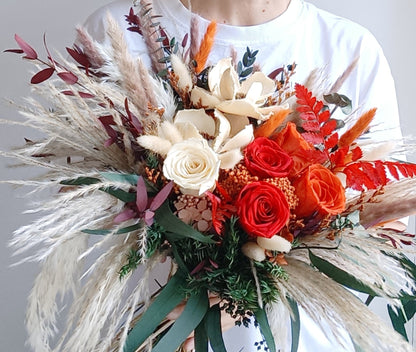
[{"x1": 4, "y1": 3, "x2": 416, "y2": 352}]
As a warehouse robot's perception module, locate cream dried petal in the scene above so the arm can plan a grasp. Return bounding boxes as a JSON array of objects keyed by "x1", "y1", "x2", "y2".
[
  {"x1": 191, "y1": 86, "x2": 221, "y2": 109},
  {"x1": 160, "y1": 121, "x2": 183, "y2": 144},
  {"x1": 170, "y1": 53, "x2": 193, "y2": 92},
  {"x1": 219, "y1": 149, "x2": 243, "y2": 169},
  {"x1": 217, "y1": 99, "x2": 264, "y2": 120},
  {"x1": 212, "y1": 109, "x2": 231, "y2": 152},
  {"x1": 174, "y1": 109, "x2": 216, "y2": 136},
  {"x1": 219, "y1": 67, "x2": 239, "y2": 100},
  {"x1": 245, "y1": 81, "x2": 265, "y2": 104},
  {"x1": 257, "y1": 235, "x2": 292, "y2": 253},
  {"x1": 220, "y1": 124, "x2": 253, "y2": 153},
  {"x1": 225, "y1": 113, "x2": 251, "y2": 137},
  {"x1": 208, "y1": 58, "x2": 235, "y2": 96},
  {"x1": 239, "y1": 71, "x2": 276, "y2": 97},
  {"x1": 175, "y1": 121, "x2": 203, "y2": 140},
  {"x1": 136, "y1": 135, "x2": 172, "y2": 157}
]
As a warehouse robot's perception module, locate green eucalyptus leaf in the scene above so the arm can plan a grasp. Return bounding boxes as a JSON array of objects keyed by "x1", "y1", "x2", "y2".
[
  {"x1": 124, "y1": 271, "x2": 187, "y2": 352},
  {"x1": 205, "y1": 304, "x2": 227, "y2": 352},
  {"x1": 82, "y1": 223, "x2": 141, "y2": 236},
  {"x1": 60, "y1": 176, "x2": 100, "y2": 186},
  {"x1": 152, "y1": 289, "x2": 209, "y2": 352},
  {"x1": 309, "y1": 250, "x2": 378, "y2": 296},
  {"x1": 194, "y1": 319, "x2": 209, "y2": 352},
  {"x1": 155, "y1": 202, "x2": 215, "y2": 244},
  {"x1": 323, "y1": 93, "x2": 352, "y2": 114},
  {"x1": 101, "y1": 187, "x2": 136, "y2": 203},
  {"x1": 240, "y1": 67, "x2": 253, "y2": 78},
  {"x1": 81, "y1": 229, "x2": 111, "y2": 235},
  {"x1": 388, "y1": 304, "x2": 409, "y2": 341},
  {"x1": 254, "y1": 308, "x2": 276, "y2": 352},
  {"x1": 288, "y1": 297, "x2": 300, "y2": 352},
  {"x1": 100, "y1": 172, "x2": 138, "y2": 185},
  {"x1": 404, "y1": 300, "x2": 416, "y2": 321}
]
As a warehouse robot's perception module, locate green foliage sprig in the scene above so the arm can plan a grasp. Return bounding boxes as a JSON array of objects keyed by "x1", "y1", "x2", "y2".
[
  {"x1": 237, "y1": 47, "x2": 259, "y2": 81},
  {"x1": 173, "y1": 218, "x2": 285, "y2": 323}
]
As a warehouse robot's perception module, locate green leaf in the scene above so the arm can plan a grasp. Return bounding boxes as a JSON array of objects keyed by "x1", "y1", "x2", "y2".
[
  {"x1": 100, "y1": 172, "x2": 138, "y2": 185},
  {"x1": 82, "y1": 223, "x2": 141, "y2": 236},
  {"x1": 152, "y1": 289, "x2": 209, "y2": 352},
  {"x1": 124, "y1": 272, "x2": 187, "y2": 352},
  {"x1": 81, "y1": 229, "x2": 111, "y2": 235},
  {"x1": 194, "y1": 319, "x2": 209, "y2": 352},
  {"x1": 388, "y1": 304, "x2": 409, "y2": 341},
  {"x1": 288, "y1": 297, "x2": 300, "y2": 352},
  {"x1": 403, "y1": 300, "x2": 416, "y2": 320},
  {"x1": 382, "y1": 253, "x2": 416, "y2": 300},
  {"x1": 60, "y1": 176, "x2": 100, "y2": 186},
  {"x1": 364, "y1": 295, "x2": 375, "y2": 306},
  {"x1": 101, "y1": 187, "x2": 136, "y2": 203},
  {"x1": 351, "y1": 338, "x2": 365, "y2": 352},
  {"x1": 155, "y1": 202, "x2": 215, "y2": 244},
  {"x1": 205, "y1": 304, "x2": 227, "y2": 352},
  {"x1": 240, "y1": 67, "x2": 253, "y2": 78},
  {"x1": 309, "y1": 250, "x2": 378, "y2": 296},
  {"x1": 168, "y1": 240, "x2": 189, "y2": 274},
  {"x1": 254, "y1": 308, "x2": 276, "y2": 352}
]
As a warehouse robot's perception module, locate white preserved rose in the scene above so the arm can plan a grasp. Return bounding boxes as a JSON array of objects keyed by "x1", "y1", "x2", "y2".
[{"x1": 163, "y1": 138, "x2": 220, "y2": 196}]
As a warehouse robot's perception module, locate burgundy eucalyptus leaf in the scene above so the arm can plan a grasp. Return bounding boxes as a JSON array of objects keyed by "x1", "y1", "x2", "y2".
[
  {"x1": 14, "y1": 34, "x2": 38, "y2": 60},
  {"x1": 144, "y1": 210, "x2": 155, "y2": 226},
  {"x1": 57, "y1": 71, "x2": 78, "y2": 84},
  {"x1": 268, "y1": 67, "x2": 284, "y2": 80},
  {"x1": 181, "y1": 33, "x2": 189, "y2": 48},
  {"x1": 61, "y1": 90, "x2": 95, "y2": 98},
  {"x1": 104, "y1": 137, "x2": 116, "y2": 147},
  {"x1": 98, "y1": 115, "x2": 116, "y2": 126},
  {"x1": 124, "y1": 99, "x2": 143, "y2": 134},
  {"x1": 30, "y1": 67, "x2": 55, "y2": 84},
  {"x1": 114, "y1": 208, "x2": 136, "y2": 224},
  {"x1": 149, "y1": 181, "x2": 173, "y2": 211},
  {"x1": 3, "y1": 49, "x2": 24, "y2": 54},
  {"x1": 78, "y1": 92, "x2": 95, "y2": 98},
  {"x1": 136, "y1": 177, "x2": 148, "y2": 213},
  {"x1": 66, "y1": 47, "x2": 90, "y2": 67}
]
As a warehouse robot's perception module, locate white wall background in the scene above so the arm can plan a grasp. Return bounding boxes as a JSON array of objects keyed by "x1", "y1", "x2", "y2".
[{"x1": 0, "y1": 1, "x2": 415, "y2": 351}]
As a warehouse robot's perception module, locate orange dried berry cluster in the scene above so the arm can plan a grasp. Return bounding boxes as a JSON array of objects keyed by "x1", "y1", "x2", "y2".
[
  {"x1": 145, "y1": 167, "x2": 181, "y2": 194},
  {"x1": 219, "y1": 163, "x2": 299, "y2": 210},
  {"x1": 174, "y1": 194, "x2": 212, "y2": 232},
  {"x1": 264, "y1": 177, "x2": 299, "y2": 210},
  {"x1": 219, "y1": 163, "x2": 259, "y2": 198}
]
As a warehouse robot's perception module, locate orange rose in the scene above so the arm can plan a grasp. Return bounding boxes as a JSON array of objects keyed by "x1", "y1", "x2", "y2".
[
  {"x1": 293, "y1": 164, "x2": 345, "y2": 218},
  {"x1": 273, "y1": 122, "x2": 324, "y2": 178}
]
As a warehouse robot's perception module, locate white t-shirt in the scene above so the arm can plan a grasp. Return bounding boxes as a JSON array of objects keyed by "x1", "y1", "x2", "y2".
[
  {"x1": 82, "y1": 1, "x2": 402, "y2": 351},
  {"x1": 83, "y1": 0, "x2": 403, "y2": 144}
]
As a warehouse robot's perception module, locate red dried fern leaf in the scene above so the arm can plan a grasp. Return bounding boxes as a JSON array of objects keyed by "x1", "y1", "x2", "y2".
[{"x1": 343, "y1": 160, "x2": 416, "y2": 190}]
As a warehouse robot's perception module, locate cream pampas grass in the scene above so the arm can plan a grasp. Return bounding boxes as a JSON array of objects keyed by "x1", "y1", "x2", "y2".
[
  {"x1": 277, "y1": 258, "x2": 414, "y2": 352},
  {"x1": 2, "y1": 14, "x2": 176, "y2": 352}
]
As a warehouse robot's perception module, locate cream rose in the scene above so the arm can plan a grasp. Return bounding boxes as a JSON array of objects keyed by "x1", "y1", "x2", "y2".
[{"x1": 162, "y1": 139, "x2": 220, "y2": 196}]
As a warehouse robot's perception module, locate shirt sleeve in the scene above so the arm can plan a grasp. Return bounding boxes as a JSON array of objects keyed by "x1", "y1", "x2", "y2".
[{"x1": 82, "y1": 0, "x2": 152, "y2": 67}]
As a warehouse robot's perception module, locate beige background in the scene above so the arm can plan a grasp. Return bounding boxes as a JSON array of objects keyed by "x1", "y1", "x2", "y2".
[{"x1": 0, "y1": 0, "x2": 415, "y2": 350}]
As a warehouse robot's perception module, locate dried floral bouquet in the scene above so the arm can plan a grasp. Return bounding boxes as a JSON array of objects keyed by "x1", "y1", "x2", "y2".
[{"x1": 3, "y1": 3, "x2": 416, "y2": 352}]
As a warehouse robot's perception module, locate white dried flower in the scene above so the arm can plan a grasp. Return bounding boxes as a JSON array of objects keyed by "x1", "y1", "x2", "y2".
[
  {"x1": 242, "y1": 242, "x2": 266, "y2": 262},
  {"x1": 257, "y1": 235, "x2": 292, "y2": 253},
  {"x1": 163, "y1": 139, "x2": 220, "y2": 196}
]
